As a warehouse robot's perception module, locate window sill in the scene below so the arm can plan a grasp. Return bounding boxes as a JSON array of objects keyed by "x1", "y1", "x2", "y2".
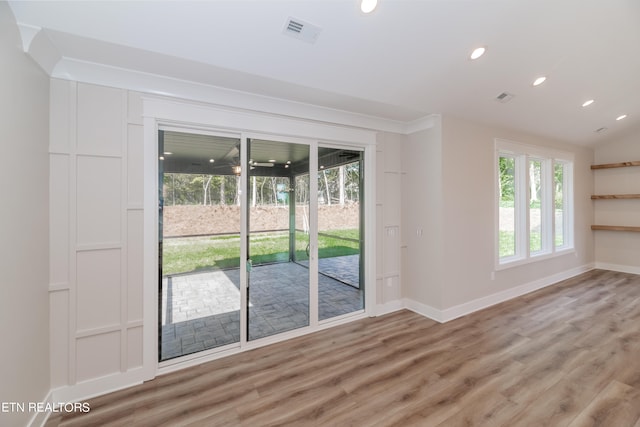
[{"x1": 496, "y1": 247, "x2": 575, "y2": 271}]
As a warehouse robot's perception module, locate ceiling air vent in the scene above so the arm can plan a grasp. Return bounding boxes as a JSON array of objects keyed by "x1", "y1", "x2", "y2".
[
  {"x1": 283, "y1": 17, "x2": 322, "y2": 44},
  {"x1": 495, "y1": 92, "x2": 515, "y2": 103},
  {"x1": 287, "y1": 20, "x2": 304, "y2": 33}
]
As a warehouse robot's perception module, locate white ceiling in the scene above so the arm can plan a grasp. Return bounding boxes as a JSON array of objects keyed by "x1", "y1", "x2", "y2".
[{"x1": 8, "y1": 0, "x2": 640, "y2": 145}]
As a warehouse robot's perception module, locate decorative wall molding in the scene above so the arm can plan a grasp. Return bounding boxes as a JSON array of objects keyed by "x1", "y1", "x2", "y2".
[{"x1": 48, "y1": 282, "x2": 70, "y2": 292}]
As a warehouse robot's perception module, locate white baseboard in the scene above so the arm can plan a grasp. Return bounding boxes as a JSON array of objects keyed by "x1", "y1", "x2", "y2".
[
  {"x1": 388, "y1": 263, "x2": 596, "y2": 324},
  {"x1": 375, "y1": 300, "x2": 404, "y2": 316},
  {"x1": 438, "y1": 263, "x2": 595, "y2": 322},
  {"x1": 403, "y1": 299, "x2": 444, "y2": 323},
  {"x1": 51, "y1": 368, "x2": 145, "y2": 405},
  {"x1": 28, "y1": 389, "x2": 53, "y2": 427},
  {"x1": 594, "y1": 262, "x2": 640, "y2": 275}
]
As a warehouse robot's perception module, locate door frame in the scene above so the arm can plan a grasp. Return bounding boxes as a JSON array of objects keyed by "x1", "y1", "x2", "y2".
[{"x1": 142, "y1": 97, "x2": 377, "y2": 378}]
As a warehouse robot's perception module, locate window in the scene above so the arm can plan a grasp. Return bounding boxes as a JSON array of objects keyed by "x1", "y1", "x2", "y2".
[{"x1": 496, "y1": 139, "x2": 573, "y2": 268}]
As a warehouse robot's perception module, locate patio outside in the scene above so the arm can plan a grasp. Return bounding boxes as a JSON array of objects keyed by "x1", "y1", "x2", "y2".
[{"x1": 160, "y1": 161, "x2": 364, "y2": 360}]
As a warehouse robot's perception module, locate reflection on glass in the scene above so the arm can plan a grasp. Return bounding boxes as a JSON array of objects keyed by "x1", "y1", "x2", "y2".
[
  {"x1": 554, "y1": 162, "x2": 564, "y2": 247},
  {"x1": 529, "y1": 159, "x2": 542, "y2": 253},
  {"x1": 317, "y1": 148, "x2": 364, "y2": 320},
  {"x1": 499, "y1": 156, "x2": 516, "y2": 258},
  {"x1": 159, "y1": 131, "x2": 242, "y2": 361},
  {"x1": 247, "y1": 139, "x2": 310, "y2": 340}
]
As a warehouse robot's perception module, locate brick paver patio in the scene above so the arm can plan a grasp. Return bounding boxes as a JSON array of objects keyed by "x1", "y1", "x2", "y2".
[{"x1": 160, "y1": 256, "x2": 363, "y2": 360}]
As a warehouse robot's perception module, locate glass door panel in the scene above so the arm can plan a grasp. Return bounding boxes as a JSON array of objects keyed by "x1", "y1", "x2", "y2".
[
  {"x1": 317, "y1": 148, "x2": 364, "y2": 321},
  {"x1": 158, "y1": 130, "x2": 242, "y2": 361},
  {"x1": 246, "y1": 139, "x2": 310, "y2": 340}
]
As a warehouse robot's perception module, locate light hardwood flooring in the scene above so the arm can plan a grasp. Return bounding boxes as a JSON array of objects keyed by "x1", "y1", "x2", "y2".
[{"x1": 46, "y1": 269, "x2": 640, "y2": 426}]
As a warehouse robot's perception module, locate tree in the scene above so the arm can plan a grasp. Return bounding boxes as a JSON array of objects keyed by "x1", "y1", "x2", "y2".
[
  {"x1": 190, "y1": 175, "x2": 213, "y2": 205},
  {"x1": 339, "y1": 165, "x2": 345, "y2": 205},
  {"x1": 499, "y1": 157, "x2": 515, "y2": 202}
]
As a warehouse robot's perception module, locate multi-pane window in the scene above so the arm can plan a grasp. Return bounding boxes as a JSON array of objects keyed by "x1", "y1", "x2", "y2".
[{"x1": 496, "y1": 140, "x2": 573, "y2": 267}]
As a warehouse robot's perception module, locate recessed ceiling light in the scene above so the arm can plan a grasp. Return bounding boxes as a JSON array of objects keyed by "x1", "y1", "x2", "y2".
[
  {"x1": 209, "y1": 159, "x2": 215, "y2": 163},
  {"x1": 159, "y1": 156, "x2": 164, "y2": 161},
  {"x1": 470, "y1": 47, "x2": 486, "y2": 60},
  {"x1": 269, "y1": 159, "x2": 276, "y2": 163},
  {"x1": 164, "y1": 151, "x2": 173, "y2": 155},
  {"x1": 361, "y1": 0, "x2": 378, "y2": 13},
  {"x1": 582, "y1": 99, "x2": 594, "y2": 107},
  {"x1": 616, "y1": 114, "x2": 627, "y2": 121},
  {"x1": 532, "y1": 76, "x2": 546, "y2": 86}
]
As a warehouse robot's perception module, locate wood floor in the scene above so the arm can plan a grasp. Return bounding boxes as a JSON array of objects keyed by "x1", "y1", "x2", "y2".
[{"x1": 46, "y1": 269, "x2": 640, "y2": 427}]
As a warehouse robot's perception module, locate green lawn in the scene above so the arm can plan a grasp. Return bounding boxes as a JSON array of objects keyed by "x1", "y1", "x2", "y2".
[
  {"x1": 162, "y1": 229, "x2": 360, "y2": 276},
  {"x1": 499, "y1": 231, "x2": 563, "y2": 259}
]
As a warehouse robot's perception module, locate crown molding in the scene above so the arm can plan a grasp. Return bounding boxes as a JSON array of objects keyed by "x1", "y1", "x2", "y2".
[
  {"x1": 48, "y1": 56, "x2": 422, "y2": 135},
  {"x1": 403, "y1": 114, "x2": 440, "y2": 134},
  {"x1": 16, "y1": 22, "x2": 41, "y2": 52},
  {"x1": 23, "y1": 31, "x2": 438, "y2": 136}
]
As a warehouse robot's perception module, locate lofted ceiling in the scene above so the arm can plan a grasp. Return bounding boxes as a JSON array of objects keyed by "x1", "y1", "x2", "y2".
[{"x1": 7, "y1": 0, "x2": 640, "y2": 146}]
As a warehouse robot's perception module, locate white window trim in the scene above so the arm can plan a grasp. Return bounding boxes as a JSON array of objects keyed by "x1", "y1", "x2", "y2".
[{"x1": 495, "y1": 139, "x2": 574, "y2": 270}]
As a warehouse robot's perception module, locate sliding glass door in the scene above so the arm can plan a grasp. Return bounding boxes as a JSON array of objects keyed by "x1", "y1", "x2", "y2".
[{"x1": 159, "y1": 131, "x2": 365, "y2": 361}]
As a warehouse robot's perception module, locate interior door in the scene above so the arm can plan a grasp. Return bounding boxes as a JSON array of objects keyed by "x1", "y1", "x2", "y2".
[{"x1": 246, "y1": 138, "x2": 311, "y2": 340}]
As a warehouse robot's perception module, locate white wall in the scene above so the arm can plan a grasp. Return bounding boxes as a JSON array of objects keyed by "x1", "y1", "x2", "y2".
[
  {"x1": 0, "y1": 3, "x2": 51, "y2": 426},
  {"x1": 441, "y1": 116, "x2": 594, "y2": 308},
  {"x1": 593, "y1": 126, "x2": 640, "y2": 273},
  {"x1": 401, "y1": 121, "x2": 444, "y2": 312},
  {"x1": 402, "y1": 115, "x2": 595, "y2": 320}
]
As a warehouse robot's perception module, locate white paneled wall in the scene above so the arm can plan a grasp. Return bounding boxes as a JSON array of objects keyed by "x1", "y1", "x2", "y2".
[
  {"x1": 50, "y1": 79, "x2": 387, "y2": 400},
  {"x1": 50, "y1": 80, "x2": 145, "y2": 399},
  {"x1": 375, "y1": 132, "x2": 403, "y2": 313}
]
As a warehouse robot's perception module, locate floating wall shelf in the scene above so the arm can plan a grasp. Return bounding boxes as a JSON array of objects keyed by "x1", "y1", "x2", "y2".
[
  {"x1": 591, "y1": 225, "x2": 640, "y2": 232},
  {"x1": 590, "y1": 161, "x2": 640, "y2": 170},
  {"x1": 591, "y1": 161, "x2": 640, "y2": 232},
  {"x1": 591, "y1": 194, "x2": 640, "y2": 200}
]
